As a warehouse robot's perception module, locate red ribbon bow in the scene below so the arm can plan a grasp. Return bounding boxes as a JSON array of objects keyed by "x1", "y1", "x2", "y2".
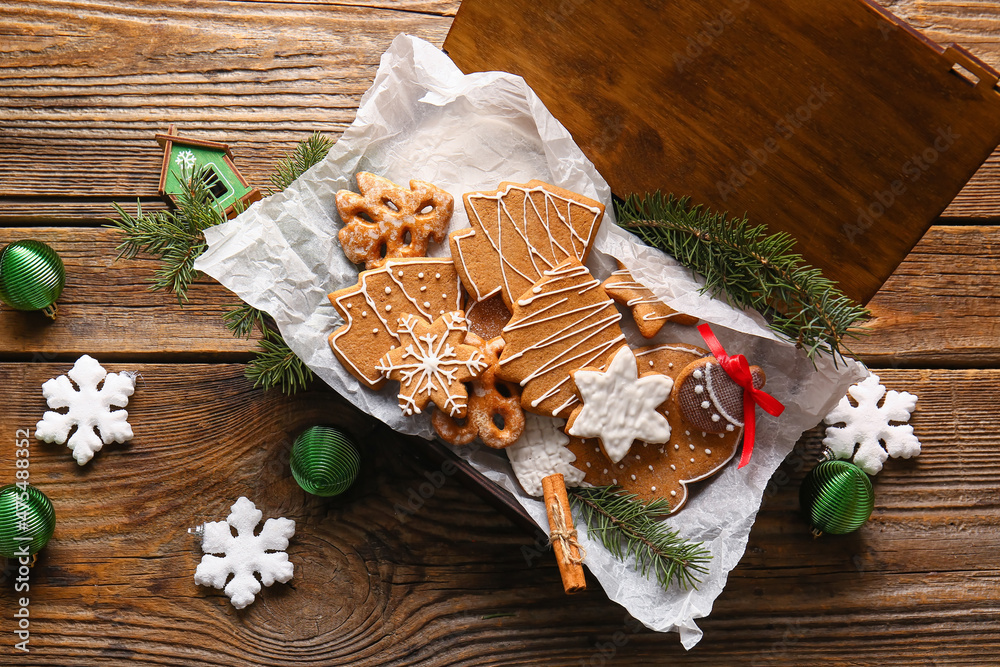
[{"x1": 697, "y1": 324, "x2": 785, "y2": 468}]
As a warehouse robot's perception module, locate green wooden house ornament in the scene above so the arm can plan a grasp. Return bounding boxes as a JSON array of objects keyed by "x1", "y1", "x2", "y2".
[{"x1": 155, "y1": 125, "x2": 261, "y2": 219}]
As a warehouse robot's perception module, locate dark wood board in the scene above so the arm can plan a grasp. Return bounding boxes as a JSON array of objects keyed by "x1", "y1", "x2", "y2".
[{"x1": 443, "y1": 0, "x2": 1000, "y2": 305}]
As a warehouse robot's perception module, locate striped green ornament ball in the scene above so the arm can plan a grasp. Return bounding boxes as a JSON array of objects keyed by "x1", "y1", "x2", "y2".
[
  {"x1": 800, "y1": 459, "x2": 874, "y2": 535},
  {"x1": 290, "y1": 426, "x2": 361, "y2": 497},
  {"x1": 0, "y1": 240, "x2": 66, "y2": 317},
  {"x1": 0, "y1": 484, "x2": 56, "y2": 558}
]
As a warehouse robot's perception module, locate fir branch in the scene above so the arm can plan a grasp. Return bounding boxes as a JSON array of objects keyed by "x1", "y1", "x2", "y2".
[
  {"x1": 569, "y1": 486, "x2": 711, "y2": 591},
  {"x1": 223, "y1": 303, "x2": 267, "y2": 339},
  {"x1": 245, "y1": 328, "x2": 314, "y2": 394},
  {"x1": 107, "y1": 165, "x2": 224, "y2": 303},
  {"x1": 615, "y1": 193, "x2": 871, "y2": 361},
  {"x1": 268, "y1": 132, "x2": 336, "y2": 193}
]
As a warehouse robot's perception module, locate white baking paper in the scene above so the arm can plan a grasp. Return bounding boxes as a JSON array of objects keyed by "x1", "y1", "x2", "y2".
[{"x1": 195, "y1": 34, "x2": 865, "y2": 649}]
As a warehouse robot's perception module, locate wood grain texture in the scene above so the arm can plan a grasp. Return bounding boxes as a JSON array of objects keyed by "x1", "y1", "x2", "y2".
[
  {"x1": 3, "y1": 225, "x2": 999, "y2": 368},
  {"x1": 4, "y1": 0, "x2": 1000, "y2": 224},
  {"x1": 0, "y1": 227, "x2": 255, "y2": 360},
  {"x1": 0, "y1": 0, "x2": 458, "y2": 222},
  {"x1": 0, "y1": 365, "x2": 995, "y2": 665},
  {"x1": 852, "y1": 225, "x2": 1000, "y2": 366},
  {"x1": 2, "y1": 1, "x2": 999, "y2": 664}
]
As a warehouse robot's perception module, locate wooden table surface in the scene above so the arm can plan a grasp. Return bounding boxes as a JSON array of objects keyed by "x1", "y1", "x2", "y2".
[{"x1": 1, "y1": 1, "x2": 998, "y2": 665}]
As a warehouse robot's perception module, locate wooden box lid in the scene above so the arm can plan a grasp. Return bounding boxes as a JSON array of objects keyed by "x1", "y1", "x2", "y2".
[{"x1": 443, "y1": 0, "x2": 1000, "y2": 304}]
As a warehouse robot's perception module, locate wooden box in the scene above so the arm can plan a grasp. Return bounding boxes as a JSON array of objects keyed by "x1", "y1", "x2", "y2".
[
  {"x1": 443, "y1": 0, "x2": 1000, "y2": 304},
  {"x1": 428, "y1": 0, "x2": 1000, "y2": 530}
]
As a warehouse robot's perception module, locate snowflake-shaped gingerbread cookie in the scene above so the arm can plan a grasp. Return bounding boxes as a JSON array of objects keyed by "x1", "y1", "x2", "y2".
[
  {"x1": 823, "y1": 373, "x2": 920, "y2": 475},
  {"x1": 376, "y1": 311, "x2": 487, "y2": 417},
  {"x1": 35, "y1": 354, "x2": 136, "y2": 465},
  {"x1": 193, "y1": 497, "x2": 295, "y2": 609}
]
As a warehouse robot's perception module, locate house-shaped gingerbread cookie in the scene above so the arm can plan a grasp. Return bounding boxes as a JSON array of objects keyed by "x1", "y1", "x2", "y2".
[{"x1": 155, "y1": 125, "x2": 261, "y2": 219}]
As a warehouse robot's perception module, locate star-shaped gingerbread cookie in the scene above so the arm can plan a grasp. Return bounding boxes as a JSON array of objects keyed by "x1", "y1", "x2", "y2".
[
  {"x1": 602, "y1": 261, "x2": 698, "y2": 338},
  {"x1": 375, "y1": 312, "x2": 487, "y2": 418},
  {"x1": 565, "y1": 345, "x2": 673, "y2": 463}
]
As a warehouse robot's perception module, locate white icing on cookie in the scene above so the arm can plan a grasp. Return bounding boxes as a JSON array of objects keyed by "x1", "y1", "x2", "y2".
[
  {"x1": 506, "y1": 413, "x2": 586, "y2": 497},
  {"x1": 454, "y1": 183, "x2": 603, "y2": 303},
  {"x1": 566, "y1": 346, "x2": 673, "y2": 463}
]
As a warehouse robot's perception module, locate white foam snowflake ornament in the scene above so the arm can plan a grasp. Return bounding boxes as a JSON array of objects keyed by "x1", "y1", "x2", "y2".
[
  {"x1": 194, "y1": 497, "x2": 295, "y2": 609},
  {"x1": 35, "y1": 354, "x2": 136, "y2": 465},
  {"x1": 822, "y1": 373, "x2": 920, "y2": 475}
]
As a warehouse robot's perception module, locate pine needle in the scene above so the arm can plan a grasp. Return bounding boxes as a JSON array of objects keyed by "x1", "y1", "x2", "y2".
[
  {"x1": 245, "y1": 328, "x2": 314, "y2": 394},
  {"x1": 569, "y1": 486, "x2": 711, "y2": 591},
  {"x1": 268, "y1": 133, "x2": 336, "y2": 194},
  {"x1": 223, "y1": 303, "x2": 267, "y2": 339},
  {"x1": 615, "y1": 193, "x2": 871, "y2": 362},
  {"x1": 107, "y1": 165, "x2": 223, "y2": 303}
]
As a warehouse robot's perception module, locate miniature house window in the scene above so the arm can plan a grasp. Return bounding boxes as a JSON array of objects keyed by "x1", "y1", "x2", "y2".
[{"x1": 199, "y1": 165, "x2": 231, "y2": 201}]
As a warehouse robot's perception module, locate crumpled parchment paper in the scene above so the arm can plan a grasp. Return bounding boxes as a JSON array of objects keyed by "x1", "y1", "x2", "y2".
[{"x1": 195, "y1": 34, "x2": 865, "y2": 649}]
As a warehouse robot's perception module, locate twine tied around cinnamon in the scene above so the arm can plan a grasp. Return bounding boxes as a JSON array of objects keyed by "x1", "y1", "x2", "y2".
[
  {"x1": 547, "y1": 494, "x2": 586, "y2": 566},
  {"x1": 541, "y1": 473, "x2": 587, "y2": 594}
]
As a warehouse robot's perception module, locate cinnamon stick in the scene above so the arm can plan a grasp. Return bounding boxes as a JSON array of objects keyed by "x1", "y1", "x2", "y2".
[{"x1": 541, "y1": 473, "x2": 586, "y2": 594}]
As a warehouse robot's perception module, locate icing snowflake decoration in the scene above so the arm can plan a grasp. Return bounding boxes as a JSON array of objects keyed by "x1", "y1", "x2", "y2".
[
  {"x1": 507, "y1": 413, "x2": 586, "y2": 497},
  {"x1": 567, "y1": 346, "x2": 674, "y2": 463},
  {"x1": 175, "y1": 150, "x2": 196, "y2": 169},
  {"x1": 822, "y1": 373, "x2": 920, "y2": 475},
  {"x1": 376, "y1": 312, "x2": 487, "y2": 417},
  {"x1": 35, "y1": 354, "x2": 136, "y2": 465},
  {"x1": 193, "y1": 497, "x2": 295, "y2": 609}
]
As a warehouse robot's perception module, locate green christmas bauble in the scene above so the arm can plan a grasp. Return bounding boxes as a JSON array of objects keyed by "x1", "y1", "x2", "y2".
[
  {"x1": 0, "y1": 485, "x2": 56, "y2": 558},
  {"x1": 800, "y1": 460, "x2": 874, "y2": 535},
  {"x1": 290, "y1": 426, "x2": 360, "y2": 497},
  {"x1": 0, "y1": 240, "x2": 66, "y2": 316}
]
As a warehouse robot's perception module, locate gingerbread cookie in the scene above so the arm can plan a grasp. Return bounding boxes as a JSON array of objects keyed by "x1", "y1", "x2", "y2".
[
  {"x1": 449, "y1": 180, "x2": 605, "y2": 309},
  {"x1": 673, "y1": 357, "x2": 765, "y2": 434},
  {"x1": 602, "y1": 261, "x2": 699, "y2": 337},
  {"x1": 497, "y1": 258, "x2": 625, "y2": 419},
  {"x1": 375, "y1": 312, "x2": 487, "y2": 418},
  {"x1": 431, "y1": 334, "x2": 525, "y2": 448},
  {"x1": 328, "y1": 257, "x2": 463, "y2": 389},
  {"x1": 506, "y1": 413, "x2": 586, "y2": 497},
  {"x1": 464, "y1": 292, "x2": 511, "y2": 341},
  {"x1": 564, "y1": 345, "x2": 673, "y2": 463},
  {"x1": 566, "y1": 344, "x2": 742, "y2": 512},
  {"x1": 336, "y1": 172, "x2": 454, "y2": 270}
]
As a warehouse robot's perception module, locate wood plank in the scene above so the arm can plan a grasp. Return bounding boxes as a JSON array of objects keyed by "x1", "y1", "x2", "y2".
[
  {"x1": 0, "y1": 364, "x2": 994, "y2": 664},
  {"x1": 2, "y1": 225, "x2": 999, "y2": 367},
  {"x1": 0, "y1": 0, "x2": 456, "y2": 209},
  {"x1": 0, "y1": 223, "x2": 991, "y2": 363},
  {"x1": 0, "y1": 228, "x2": 255, "y2": 361},
  {"x1": 851, "y1": 225, "x2": 1000, "y2": 367},
  {"x1": 5, "y1": 0, "x2": 1000, "y2": 224}
]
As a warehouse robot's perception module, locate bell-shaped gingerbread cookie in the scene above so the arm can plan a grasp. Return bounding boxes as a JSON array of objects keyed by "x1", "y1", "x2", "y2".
[{"x1": 673, "y1": 357, "x2": 765, "y2": 434}]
